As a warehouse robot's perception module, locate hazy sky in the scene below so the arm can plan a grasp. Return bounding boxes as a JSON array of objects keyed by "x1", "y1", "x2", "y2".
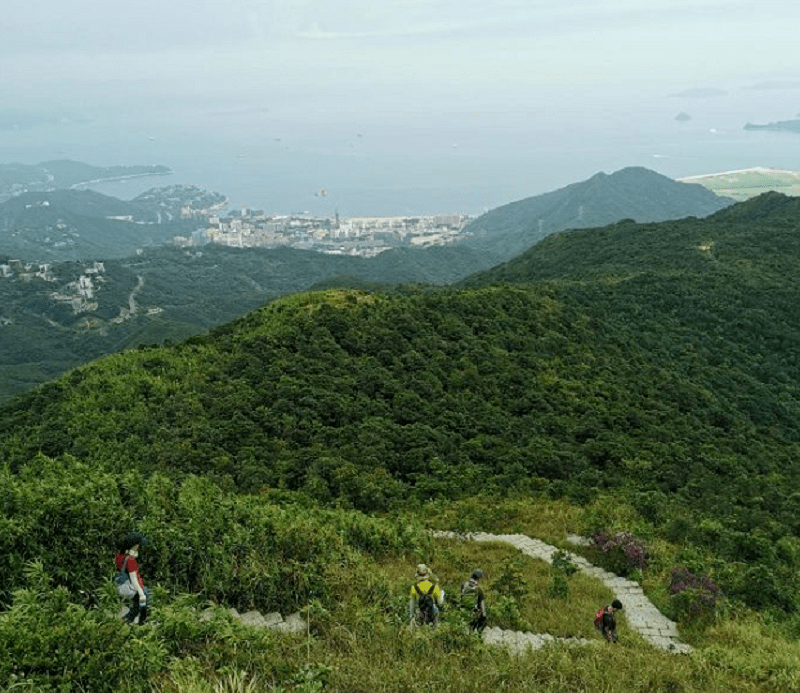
[
  {"x1": 3, "y1": 0, "x2": 799, "y2": 119},
  {"x1": 2, "y1": 0, "x2": 799, "y2": 214}
]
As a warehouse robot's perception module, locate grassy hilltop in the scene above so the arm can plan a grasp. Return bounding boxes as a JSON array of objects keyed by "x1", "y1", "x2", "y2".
[{"x1": 2, "y1": 192, "x2": 800, "y2": 691}]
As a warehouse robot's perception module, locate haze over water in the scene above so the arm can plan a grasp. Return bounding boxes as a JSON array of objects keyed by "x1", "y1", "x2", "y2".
[{"x1": 2, "y1": 1, "x2": 799, "y2": 216}]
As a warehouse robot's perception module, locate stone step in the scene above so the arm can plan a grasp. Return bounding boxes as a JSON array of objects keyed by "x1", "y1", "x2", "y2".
[
  {"x1": 201, "y1": 606, "x2": 308, "y2": 633},
  {"x1": 482, "y1": 626, "x2": 596, "y2": 654}
]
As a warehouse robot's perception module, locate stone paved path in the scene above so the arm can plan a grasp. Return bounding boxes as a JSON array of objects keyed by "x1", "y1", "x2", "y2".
[
  {"x1": 121, "y1": 605, "x2": 308, "y2": 633},
  {"x1": 481, "y1": 627, "x2": 596, "y2": 654},
  {"x1": 434, "y1": 531, "x2": 692, "y2": 654}
]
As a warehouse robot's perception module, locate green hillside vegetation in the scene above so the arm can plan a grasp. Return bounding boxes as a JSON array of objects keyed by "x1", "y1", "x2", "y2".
[
  {"x1": 3, "y1": 192, "x2": 800, "y2": 690},
  {"x1": 0, "y1": 159, "x2": 170, "y2": 189},
  {"x1": 0, "y1": 160, "x2": 171, "y2": 203},
  {"x1": 0, "y1": 193, "x2": 201, "y2": 261},
  {"x1": 0, "y1": 244, "x2": 492, "y2": 406},
  {"x1": 459, "y1": 166, "x2": 731, "y2": 264},
  {"x1": 0, "y1": 166, "x2": 734, "y2": 406}
]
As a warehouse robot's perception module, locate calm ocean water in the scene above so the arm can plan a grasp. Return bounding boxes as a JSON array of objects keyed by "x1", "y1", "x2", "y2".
[{"x1": 2, "y1": 90, "x2": 799, "y2": 217}]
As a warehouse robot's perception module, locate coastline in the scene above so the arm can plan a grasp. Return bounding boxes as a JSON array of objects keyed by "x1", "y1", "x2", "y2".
[
  {"x1": 678, "y1": 166, "x2": 799, "y2": 181},
  {"x1": 70, "y1": 169, "x2": 173, "y2": 189}
]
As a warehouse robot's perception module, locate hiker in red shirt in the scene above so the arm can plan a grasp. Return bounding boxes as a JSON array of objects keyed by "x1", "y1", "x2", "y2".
[
  {"x1": 595, "y1": 599, "x2": 623, "y2": 642},
  {"x1": 115, "y1": 532, "x2": 151, "y2": 625}
]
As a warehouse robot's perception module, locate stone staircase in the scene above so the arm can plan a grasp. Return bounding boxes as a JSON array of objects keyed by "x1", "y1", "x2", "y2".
[
  {"x1": 434, "y1": 530, "x2": 693, "y2": 654},
  {"x1": 205, "y1": 607, "x2": 308, "y2": 633},
  {"x1": 121, "y1": 605, "x2": 308, "y2": 633},
  {"x1": 122, "y1": 529, "x2": 691, "y2": 655},
  {"x1": 482, "y1": 627, "x2": 596, "y2": 654}
]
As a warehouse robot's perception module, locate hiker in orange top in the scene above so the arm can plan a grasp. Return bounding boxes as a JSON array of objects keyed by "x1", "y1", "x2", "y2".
[{"x1": 409, "y1": 563, "x2": 444, "y2": 626}]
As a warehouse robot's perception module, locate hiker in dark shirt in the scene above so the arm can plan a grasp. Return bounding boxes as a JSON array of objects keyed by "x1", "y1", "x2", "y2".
[
  {"x1": 460, "y1": 568, "x2": 487, "y2": 632},
  {"x1": 598, "y1": 599, "x2": 623, "y2": 642}
]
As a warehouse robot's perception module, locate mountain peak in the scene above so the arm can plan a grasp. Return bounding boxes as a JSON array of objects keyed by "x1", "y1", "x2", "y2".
[{"x1": 459, "y1": 166, "x2": 732, "y2": 263}]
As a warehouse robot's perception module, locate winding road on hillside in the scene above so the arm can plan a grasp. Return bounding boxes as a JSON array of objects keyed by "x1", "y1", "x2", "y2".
[
  {"x1": 434, "y1": 531, "x2": 693, "y2": 655},
  {"x1": 112, "y1": 275, "x2": 145, "y2": 324}
]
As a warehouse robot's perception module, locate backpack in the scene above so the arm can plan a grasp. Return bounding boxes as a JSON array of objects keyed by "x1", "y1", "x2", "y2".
[
  {"x1": 460, "y1": 581, "x2": 480, "y2": 613},
  {"x1": 594, "y1": 606, "x2": 607, "y2": 631},
  {"x1": 414, "y1": 582, "x2": 437, "y2": 624},
  {"x1": 114, "y1": 555, "x2": 136, "y2": 598}
]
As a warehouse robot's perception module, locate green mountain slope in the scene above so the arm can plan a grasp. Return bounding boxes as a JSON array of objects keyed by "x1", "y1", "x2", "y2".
[
  {"x1": 4, "y1": 192, "x2": 800, "y2": 690},
  {"x1": 3, "y1": 192, "x2": 800, "y2": 613},
  {"x1": 459, "y1": 166, "x2": 733, "y2": 264},
  {"x1": 0, "y1": 167, "x2": 740, "y2": 406},
  {"x1": 0, "y1": 244, "x2": 492, "y2": 405},
  {"x1": 0, "y1": 187, "x2": 225, "y2": 260},
  {"x1": 458, "y1": 190, "x2": 800, "y2": 284},
  {"x1": 0, "y1": 198, "x2": 193, "y2": 261}
]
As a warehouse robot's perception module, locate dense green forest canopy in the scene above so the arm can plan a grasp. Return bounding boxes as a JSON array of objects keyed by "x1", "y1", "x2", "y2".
[
  {"x1": 4, "y1": 191, "x2": 800, "y2": 691},
  {"x1": 0, "y1": 194, "x2": 800, "y2": 603},
  {"x1": 2, "y1": 191, "x2": 800, "y2": 618},
  {"x1": 0, "y1": 165, "x2": 735, "y2": 408},
  {"x1": 0, "y1": 243, "x2": 490, "y2": 406}
]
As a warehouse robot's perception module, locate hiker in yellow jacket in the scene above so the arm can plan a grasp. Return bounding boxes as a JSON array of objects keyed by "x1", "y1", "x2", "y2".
[{"x1": 409, "y1": 563, "x2": 444, "y2": 626}]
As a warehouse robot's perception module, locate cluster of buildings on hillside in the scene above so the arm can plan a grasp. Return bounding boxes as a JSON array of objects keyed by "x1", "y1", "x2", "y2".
[
  {"x1": 0, "y1": 258, "x2": 61, "y2": 281},
  {"x1": 0, "y1": 260, "x2": 107, "y2": 316},
  {"x1": 173, "y1": 210, "x2": 472, "y2": 257}
]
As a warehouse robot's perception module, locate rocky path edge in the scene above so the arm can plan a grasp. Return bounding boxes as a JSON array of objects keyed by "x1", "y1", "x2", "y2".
[{"x1": 434, "y1": 530, "x2": 693, "y2": 655}]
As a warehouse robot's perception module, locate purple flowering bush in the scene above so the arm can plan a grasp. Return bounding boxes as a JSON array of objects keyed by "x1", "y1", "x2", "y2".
[
  {"x1": 592, "y1": 530, "x2": 648, "y2": 576},
  {"x1": 668, "y1": 566, "x2": 721, "y2": 623}
]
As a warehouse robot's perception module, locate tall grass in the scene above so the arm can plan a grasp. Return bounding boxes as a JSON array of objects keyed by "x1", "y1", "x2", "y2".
[{"x1": 5, "y1": 493, "x2": 800, "y2": 692}]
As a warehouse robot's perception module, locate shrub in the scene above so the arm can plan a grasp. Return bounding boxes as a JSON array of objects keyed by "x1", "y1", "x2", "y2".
[
  {"x1": 490, "y1": 555, "x2": 528, "y2": 604},
  {"x1": 593, "y1": 530, "x2": 648, "y2": 576},
  {"x1": 490, "y1": 595, "x2": 530, "y2": 631},
  {"x1": 0, "y1": 562, "x2": 164, "y2": 692},
  {"x1": 548, "y1": 549, "x2": 578, "y2": 600},
  {"x1": 668, "y1": 565, "x2": 721, "y2": 623}
]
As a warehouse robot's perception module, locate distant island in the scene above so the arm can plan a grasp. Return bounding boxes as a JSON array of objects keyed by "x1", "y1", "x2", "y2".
[
  {"x1": 0, "y1": 159, "x2": 172, "y2": 203},
  {"x1": 743, "y1": 119, "x2": 800, "y2": 133}
]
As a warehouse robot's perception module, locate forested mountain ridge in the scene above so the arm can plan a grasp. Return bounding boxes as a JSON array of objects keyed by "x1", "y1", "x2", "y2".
[
  {"x1": 0, "y1": 194, "x2": 195, "y2": 261},
  {"x1": 3, "y1": 191, "x2": 800, "y2": 615},
  {"x1": 458, "y1": 166, "x2": 733, "y2": 264},
  {"x1": 458, "y1": 191, "x2": 800, "y2": 285},
  {"x1": 0, "y1": 168, "x2": 741, "y2": 405},
  {"x1": 0, "y1": 244, "x2": 491, "y2": 405},
  {"x1": 1, "y1": 186, "x2": 226, "y2": 226}
]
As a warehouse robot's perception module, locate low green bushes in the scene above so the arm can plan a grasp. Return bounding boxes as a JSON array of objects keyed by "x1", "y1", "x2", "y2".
[
  {"x1": 0, "y1": 563, "x2": 164, "y2": 692},
  {"x1": 0, "y1": 454, "x2": 428, "y2": 614}
]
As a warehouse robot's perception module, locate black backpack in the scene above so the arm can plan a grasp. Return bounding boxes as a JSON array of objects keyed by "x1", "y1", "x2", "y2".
[{"x1": 414, "y1": 582, "x2": 437, "y2": 624}]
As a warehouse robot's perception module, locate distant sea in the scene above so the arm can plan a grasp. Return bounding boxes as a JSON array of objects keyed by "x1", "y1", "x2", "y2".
[{"x1": 2, "y1": 88, "x2": 798, "y2": 217}]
